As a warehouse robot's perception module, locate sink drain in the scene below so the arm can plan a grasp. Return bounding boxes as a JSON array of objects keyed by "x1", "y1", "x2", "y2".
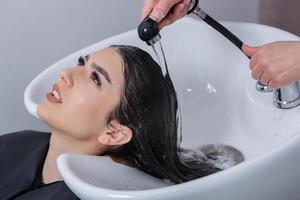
[
  {"x1": 180, "y1": 144, "x2": 244, "y2": 170},
  {"x1": 199, "y1": 144, "x2": 244, "y2": 169}
]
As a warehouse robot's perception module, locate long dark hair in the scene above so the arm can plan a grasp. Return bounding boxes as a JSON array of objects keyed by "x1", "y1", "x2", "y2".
[{"x1": 107, "y1": 45, "x2": 220, "y2": 183}]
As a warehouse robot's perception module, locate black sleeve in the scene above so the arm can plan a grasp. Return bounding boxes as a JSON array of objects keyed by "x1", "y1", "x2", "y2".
[
  {"x1": 13, "y1": 182, "x2": 81, "y2": 200},
  {"x1": 0, "y1": 130, "x2": 50, "y2": 172},
  {"x1": 0, "y1": 130, "x2": 80, "y2": 200}
]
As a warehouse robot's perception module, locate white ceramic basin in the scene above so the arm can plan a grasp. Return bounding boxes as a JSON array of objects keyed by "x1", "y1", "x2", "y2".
[{"x1": 24, "y1": 17, "x2": 300, "y2": 200}]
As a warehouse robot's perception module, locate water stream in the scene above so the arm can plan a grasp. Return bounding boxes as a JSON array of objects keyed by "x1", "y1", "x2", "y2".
[{"x1": 151, "y1": 40, "x2": 183, "y2": 146}]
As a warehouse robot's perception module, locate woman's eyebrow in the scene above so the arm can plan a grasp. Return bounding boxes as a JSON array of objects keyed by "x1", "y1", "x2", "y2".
[
  {"x1": 83, "y1": 55, "x2": 112, "y2": 84},
  {"x1": 91, "y1": 63, "x2": 112, "y2": 84}
]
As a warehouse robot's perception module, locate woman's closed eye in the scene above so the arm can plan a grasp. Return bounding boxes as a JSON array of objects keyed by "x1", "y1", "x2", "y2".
[{"x1": 78, "y1": 56, "x2": 102, "y2": 87}]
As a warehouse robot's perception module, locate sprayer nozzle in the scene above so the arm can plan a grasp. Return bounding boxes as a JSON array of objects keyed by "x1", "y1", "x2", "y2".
[{"x1": 138, "y1": 17, "x2": 160, "y2": 45}]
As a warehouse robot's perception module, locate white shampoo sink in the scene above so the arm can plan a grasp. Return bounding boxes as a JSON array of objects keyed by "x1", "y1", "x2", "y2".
[{"x1": 24, "y1": 17, "x2": 300, "y2": 200}]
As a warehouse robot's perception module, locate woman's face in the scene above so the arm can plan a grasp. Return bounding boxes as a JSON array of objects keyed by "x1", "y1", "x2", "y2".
[{"x1": 37, "y1": 48, "x2": 124, "y2": 141}]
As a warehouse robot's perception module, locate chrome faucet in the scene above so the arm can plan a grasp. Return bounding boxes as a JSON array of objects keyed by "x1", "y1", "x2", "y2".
[{"x1": 272, "y1": 82, "x2": 300, "y2": 109}]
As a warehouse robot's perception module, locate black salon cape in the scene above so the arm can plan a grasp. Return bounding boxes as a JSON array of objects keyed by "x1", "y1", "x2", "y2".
[{"x1": 0, "y1": 130, "x2": 79, "y2": 200}]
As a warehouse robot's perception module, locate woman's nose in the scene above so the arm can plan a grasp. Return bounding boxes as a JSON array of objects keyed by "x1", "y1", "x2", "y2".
[{"x1": 60, "y1": 68, "x2": 74, "y2": 87}]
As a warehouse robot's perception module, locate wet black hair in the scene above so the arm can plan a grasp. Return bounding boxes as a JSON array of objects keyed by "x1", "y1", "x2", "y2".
[{"x1": 107, "y1": 45, "x2": 220, "y2": 183}]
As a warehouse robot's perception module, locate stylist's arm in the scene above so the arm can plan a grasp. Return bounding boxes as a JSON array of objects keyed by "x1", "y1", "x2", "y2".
[
  {"x1": 141, "y1": 0, "x2": 190, "y2": 29},
  {"x1": 243, "y1": 41, "x2": 300, "y2": 88}
]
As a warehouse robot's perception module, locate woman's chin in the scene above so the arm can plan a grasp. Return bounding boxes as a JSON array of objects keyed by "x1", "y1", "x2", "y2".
[
  {"x1": 37, "y1": 105, "x2": 61, "y2": 133},
  {"x1": 37, "y1": 101, "x2": 55, "y2": 127},
  {"x1": 37, "y1": 101, "x2": 73, "y2": 135}
]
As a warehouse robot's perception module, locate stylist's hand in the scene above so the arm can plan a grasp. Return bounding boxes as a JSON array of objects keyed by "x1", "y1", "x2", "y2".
[
  {"x1": 140, "y1": 0, "x2": 190, "y2": 29},
  {"x1": 243, "y1": 41, "x2": 300, "y2": 88}
]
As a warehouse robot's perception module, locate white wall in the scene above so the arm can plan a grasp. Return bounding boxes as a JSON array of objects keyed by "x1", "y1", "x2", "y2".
[{"x1": 0, "y1": 0, "x2": 259, "y2": 134}]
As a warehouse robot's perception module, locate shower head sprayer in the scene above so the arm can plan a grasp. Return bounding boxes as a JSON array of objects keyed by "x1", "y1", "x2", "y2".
[{"x1": 137, "y1": 0, "x2": 199, "y2": 45}]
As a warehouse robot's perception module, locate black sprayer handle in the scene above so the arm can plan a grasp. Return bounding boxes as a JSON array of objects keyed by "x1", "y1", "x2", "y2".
[
  {"x1": 200, "y1": 14, "x2": 273, "y2": 89},
  {"x1": 202, "y1": 14, "x2": 250, "y2": 59}
]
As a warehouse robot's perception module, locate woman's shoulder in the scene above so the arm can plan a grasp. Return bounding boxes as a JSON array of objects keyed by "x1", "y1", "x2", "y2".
[{"x1": 0, "y1": 130, "x2": 51, "y2": 146}]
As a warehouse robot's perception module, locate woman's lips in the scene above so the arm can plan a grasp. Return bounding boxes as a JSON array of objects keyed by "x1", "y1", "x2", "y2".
[
  {"x1": 46, "y1": 84, "x2": 62, "y2": 103},
  {"x1": 47, "y1": 92, "x2": 61, "y2": 103}
]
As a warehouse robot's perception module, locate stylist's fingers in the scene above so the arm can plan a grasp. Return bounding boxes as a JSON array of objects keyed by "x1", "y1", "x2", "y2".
[
  {"x1": 150, "y1": 0, "x2": 183, "y2": 22},
  {"x1": 140, "y1": 0, "x2": 158, "y2": 21},
  {"x1": 268, "y1": 75, "x2": 284, "y2": 88},
  {"x1": 260, "y1": 72, "x2": 271, "y2": 85},
  {"x1": 242, "y1": 44, "x2": 260, "y2": 58},
  {"x1": 268, "y1": 80, "x2": 278, "y2": 89},
  {"x1": 249, "y1": 54, "x2": 258, "y2": 70},
  {"x1": 158, "y1": 0, "x2": 189, "y2": 29},
  {"x1": 244, "y1": 44, "x2": 265, "y2": 81},
  {"x1": 251, "y1": 66, "x2": 264, "y2": 81}
]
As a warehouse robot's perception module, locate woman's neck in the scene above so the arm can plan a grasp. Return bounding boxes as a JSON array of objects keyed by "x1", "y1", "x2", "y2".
[{"x1": 42, "y1": 130, "x2": 104, "y2": 184}]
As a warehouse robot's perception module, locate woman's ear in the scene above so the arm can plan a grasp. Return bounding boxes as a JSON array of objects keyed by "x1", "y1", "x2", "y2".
[{"x1": 98, "y1": 120, "x2": 132, "y2": 146}]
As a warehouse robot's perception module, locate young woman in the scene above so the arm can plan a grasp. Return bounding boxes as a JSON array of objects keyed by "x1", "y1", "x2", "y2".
[{"x1": 0, "y1": 45, "x2": 221, "y2": 200}]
